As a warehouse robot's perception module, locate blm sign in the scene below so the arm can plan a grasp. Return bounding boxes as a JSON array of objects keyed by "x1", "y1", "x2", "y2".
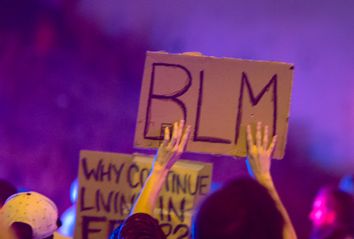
[{"x1": 134, "y1": 52, "x2": 294, "y2": 159}]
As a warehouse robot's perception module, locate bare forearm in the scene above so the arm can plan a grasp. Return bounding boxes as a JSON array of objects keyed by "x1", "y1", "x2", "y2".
[{"x1": 131, "y1": 167, "x2": 168, "y2": 215}]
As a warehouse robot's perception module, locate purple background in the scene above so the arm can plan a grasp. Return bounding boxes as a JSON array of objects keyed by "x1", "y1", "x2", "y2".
[{"x1": 1, "y1": 0, "x2": 354, "y2": 238}]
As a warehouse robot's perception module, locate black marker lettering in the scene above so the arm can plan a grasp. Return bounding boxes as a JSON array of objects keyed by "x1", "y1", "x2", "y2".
[
  {"x1": 167, "y1": 197, "x2": 186, "y2": 222},
  {"x1": 175, "y1": 173, "x2": 187, "y2": 194},
  {"x1": 198, "y1": 175, "x2": 210, "y2": 195},
  {"x1": 97, "y1": 190, "x2": 114, "y2": 213},
  {"x1": 159, "y1": 196, "x2": 164, "y2": 221},
  {"x1": 160, "y1": 223, "x2": 172, "y2": 237},
  {"x1": 95, "y1": 189, "x2": 101, "y2": 212},
  {"x1": 114, "y1": 192, "x2": 120, "y2": 213},
  {"x1": 187, "y1": 175, "x2": 198, "y2": 196},
  {"x1": 235, "y1": 72, "x2": 278, "y2": 144},
  {"x1": 80, "y1": 187, "x2": 94, "y2": 212},
  {"x1": 82, "y1": 158, "x2": 101, "y2": 181},
  {"x1": 112, "y1": 163, "x2": 125, "y2": 183},
  {"x1": 174, "y1": 224, "x2": 190, "y2": 239},
  {"x1": 194, "y1": 71, "x2": 231, "y2": 144},
  {"x1": 100, "y1": 163, "x2": 112, "y2": 182},
  {"x1": 144, "y1": 63, "x2": 192, "y2": 140},
  {"x1": 81, "y1": 216, "x2": 106, "y2": 239},
  {"x1": 140, "y1": 168, "x2": 150, "y2": 186},
  {"x1": 127, "y1": 164, "x2": 139, "y2": 188}
]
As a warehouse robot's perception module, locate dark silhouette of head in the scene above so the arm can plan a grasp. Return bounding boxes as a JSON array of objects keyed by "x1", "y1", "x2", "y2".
[
  {"x1": 0, "y1": 179, "x2": 17, "y2": 208},
  {"x1": 110, "y1": 213, "x2": 166, "y2": 239},
  {"x1": 310, "y1": 186, "x2": 354, "y2": 239},
  {"x1": 193, "y1": 177, "x2": 284, "y2": 239}
]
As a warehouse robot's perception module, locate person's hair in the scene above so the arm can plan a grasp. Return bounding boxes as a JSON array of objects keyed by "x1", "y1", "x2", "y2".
[
  {"x1": 193, "y1": 177, "x2": 284, "y2": 239},
  {"x1": 11, "y1": 222, "x2": 33, "y2": 239},
  {"x1": 0, "y1": 179, "x2": 17, "y2": 207},
  {"x1": 111, "y1": 213, "x2": 166, "y2": 239}
]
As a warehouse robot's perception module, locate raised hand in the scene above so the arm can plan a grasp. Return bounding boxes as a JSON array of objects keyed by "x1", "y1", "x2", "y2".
[
  {"x1": 130, "y1": 120, "x2": 191, "y2": 215},
  {"x1": 246, "y1": 122, "x2": 277, "y2": 179},
  {"x1": 153, "y1": 120, "x2": 191, "y2": 171},
  {"x1": 246, "y1": 122, "x2": 298, "y2": 239}
]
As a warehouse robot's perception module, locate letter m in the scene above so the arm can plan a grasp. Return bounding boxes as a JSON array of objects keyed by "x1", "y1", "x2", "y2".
[{"x1": 234, "y1": 72, "x2": 278, "y2": 144}]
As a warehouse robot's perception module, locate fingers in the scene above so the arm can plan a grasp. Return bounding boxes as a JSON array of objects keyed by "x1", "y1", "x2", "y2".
[
  {"x1": 168, "y1": 121, "x2": 179, "y2": 149},
  {"x1": 178, "y1": 125, "x2": 191, "y2": 153},
  {"x1": 263, "y1": 125, "x2": 269, "y2": 148},
  {"x1": 256, "y1": 121, "x2": 262, "y2": 148},
  {"x1": 175, "y1": 120, "x2": 184, "y2": 146},
  {"x1": 248, "y1": 122, "x2": 274, "y2": 151},
  {"x1": 246, "y1": 124, "x2": 254, "y2": 147},
  {"x1": 162, "y1": 126, "x2": 170, "y2": 147},
  {"x1": 167, "y1": 120, "x2": 188, "y2": 150},
  {"x1": 268, "y1": 135, "x2": 277, "y2": 154}
]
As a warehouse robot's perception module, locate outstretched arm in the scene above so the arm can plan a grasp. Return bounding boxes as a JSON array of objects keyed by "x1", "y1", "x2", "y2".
[
  {"x1": 131, "y1": 120, "x2": 191, "y2": 215},
  {"x1": 246, "y1": 122, "x2": 297, "y2": 239}
]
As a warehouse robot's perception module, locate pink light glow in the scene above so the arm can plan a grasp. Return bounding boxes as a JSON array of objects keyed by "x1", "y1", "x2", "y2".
[{"x1": 310, "y1": 195, "x2": 335, "y2": 227}]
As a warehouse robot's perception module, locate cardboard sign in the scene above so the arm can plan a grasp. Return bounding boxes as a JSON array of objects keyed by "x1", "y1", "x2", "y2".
[
  {"x1": 134, "y1": 52, "x2": 294, "y2": 159},
  {"x1": 74, "y1": 150, "x2": 212, "y2": 239}
]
